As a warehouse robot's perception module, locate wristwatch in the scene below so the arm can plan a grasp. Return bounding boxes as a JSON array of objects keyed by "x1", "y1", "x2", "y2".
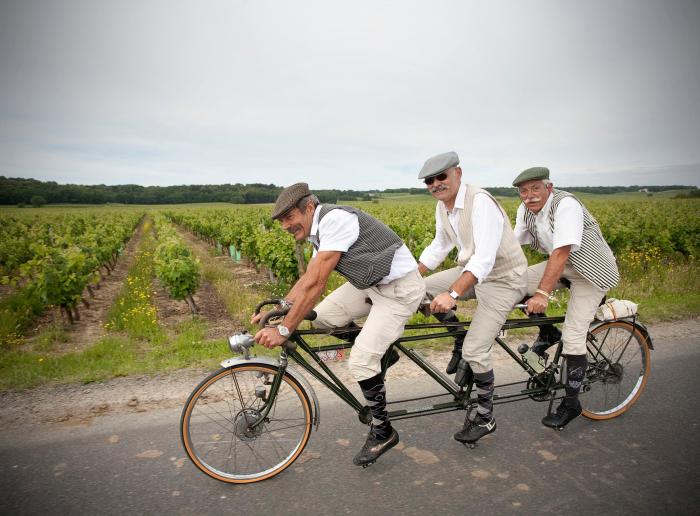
[
  {"x1": 449, "y1": 290, "x2": 460, "y2": 300},
  {"x1": 277, "y1": 325, "x2": 290, "y2": 338}
]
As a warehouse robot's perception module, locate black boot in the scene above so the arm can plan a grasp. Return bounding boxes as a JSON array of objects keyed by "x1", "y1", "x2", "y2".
[
  {"x1": 542, "y1": 399, "x2": 582, "y2": 429},
  {"x1": 353, "y1": 427, "x2": 399, "y2": 466},
  {"x1": 454, "y1": 416, "x2": 497, "y2": 444},
  {"x1": 542, "y1": 354, "x2": 586, "y2": 429},
  {"x1": 454, "y1": 359, "x2": 474, "y2": 387},
  {"x1": 531, "y1": 322, "x2": 562, "y2": 357}
]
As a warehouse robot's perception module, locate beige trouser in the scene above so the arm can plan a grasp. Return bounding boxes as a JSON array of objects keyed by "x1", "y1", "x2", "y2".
[
  {"x1": 312, "y1": 269, "x2": 426, "y2": 381},
  {"x1": 424, "y1": 267, "x2": 527, "y2": 374},
  {"x1": 527, "y1": 261, "x2": 607, "y2": 355}
]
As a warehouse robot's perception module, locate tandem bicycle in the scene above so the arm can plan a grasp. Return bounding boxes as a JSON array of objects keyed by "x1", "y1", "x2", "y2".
[{"x1": 180, "y1": 299, "x2": 653, "y2": 484}]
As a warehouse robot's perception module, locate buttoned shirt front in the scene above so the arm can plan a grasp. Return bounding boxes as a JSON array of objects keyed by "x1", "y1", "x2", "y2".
[
  {"x1": 514, "y1": 193, "x2": 583, "y2": 254},
  {"x1": 418, "y1": 183, "x2": 504, "y2": 283}
]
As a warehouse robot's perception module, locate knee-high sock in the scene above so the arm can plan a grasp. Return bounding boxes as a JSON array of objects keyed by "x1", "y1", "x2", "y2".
[
  {"x1": 565, "y1": 354, "x2": 587, "y2": 403},
  {"x1": 433, "y1": 311, "x2": 465, "y2": 350},
  {"x1": 474, "y1": 370, "x2": 495, "y2": 422},
  {"x1": 358, "y1": 374, "x2": 391, "y2": 439}
]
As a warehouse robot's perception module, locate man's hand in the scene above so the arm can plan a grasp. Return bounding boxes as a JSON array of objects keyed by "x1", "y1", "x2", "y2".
[
  {"x1": 251, "y1": 311, "x2": 265, "y2": 325},
  {"x1": 254, "y1": 326, "x2": 287, "y2": 349},
  {"x1": 430, "y1": 292, "x2": 457, "y2": 313},
  {"x1": 526, "y1": 293, "x2": 548, "y2": 314}
]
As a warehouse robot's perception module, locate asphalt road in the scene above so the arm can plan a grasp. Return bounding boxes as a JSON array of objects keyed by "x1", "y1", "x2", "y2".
[{"x1": 1, "y1": 335, "x2": 698, "y2": 516}]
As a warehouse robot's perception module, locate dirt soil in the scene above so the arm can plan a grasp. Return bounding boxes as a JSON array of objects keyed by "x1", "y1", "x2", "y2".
[
  {"x1": 24, "y1": 223, "x2": 145, "y2": 354},
  {"x1": 1, "y1": 317, "x2": 696, "y2": 430}
]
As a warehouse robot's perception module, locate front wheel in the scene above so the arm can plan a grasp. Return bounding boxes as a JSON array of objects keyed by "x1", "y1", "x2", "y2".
[
  {"x1": 181, "y1": 363, "x2": 313, "y2": 483},
  {"x1": 581, "y1": 321, "x2": 651, "y2": 420}
]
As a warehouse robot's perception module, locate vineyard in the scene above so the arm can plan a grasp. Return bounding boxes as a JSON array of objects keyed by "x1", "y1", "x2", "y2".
[{"x1": 0, "y1": 195, "x2": 698, "y2": 388}]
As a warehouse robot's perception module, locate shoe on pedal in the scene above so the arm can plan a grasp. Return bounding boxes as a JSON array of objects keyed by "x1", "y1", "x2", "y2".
[
  {"x1": 454, "y1": 359, "x2": 474, "y2": 387},
  {"x1": 446, "y1": 349, "x2": 461, "y2": 375},
  {"x1": 454, "y1": 416, "x2": 496, "y2": 444},
  {"x1": 532, "y1": 325, "x2": 562, "y2": 357},
  {"x1": 542, "y1": 399, "x2": 582, "y2": 429},
  {"x1": 353, "y1": 428, "x2": 399, "y2": 466}
]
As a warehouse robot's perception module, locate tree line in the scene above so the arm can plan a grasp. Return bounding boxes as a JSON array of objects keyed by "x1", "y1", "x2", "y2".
[{"x1": 0, "y1": 176, "x2": 696, "y2": 206}]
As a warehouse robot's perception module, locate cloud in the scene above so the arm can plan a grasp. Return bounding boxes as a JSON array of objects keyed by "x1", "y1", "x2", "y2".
[{"x1": 1, "y1": 0, "x2": 699, "y2": 188}]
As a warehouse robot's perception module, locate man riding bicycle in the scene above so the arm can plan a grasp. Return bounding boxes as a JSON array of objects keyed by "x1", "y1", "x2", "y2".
[
  {"x1": 252, "y1": 182, "x2": 425, "y2": 466},
  {"x1": 513, "y1": 166, "x2": 620, "y2": 429}
]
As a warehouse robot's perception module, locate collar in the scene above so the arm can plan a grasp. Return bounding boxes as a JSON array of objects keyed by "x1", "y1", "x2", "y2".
[
  {"x1": 308, "y1": 205, "x2": 323, "y2": 244},
  {"x1": 536, "y1": 192, "x2": 554, "y2": 218},
  {"x1": 444, "y1": 183, "x2": 467, "y2": 214}
]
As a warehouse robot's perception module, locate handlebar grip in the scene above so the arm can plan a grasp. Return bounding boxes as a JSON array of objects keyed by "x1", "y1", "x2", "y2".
[
  {"x1": 259, "y1": 307, "x2": 290, "y2": 326},
  {"x1": 255, "y1": 299, "x2": 283, "y2": 315},
  {"x1": 305, "y1": 310, "x2": 317, "y2": 321}
]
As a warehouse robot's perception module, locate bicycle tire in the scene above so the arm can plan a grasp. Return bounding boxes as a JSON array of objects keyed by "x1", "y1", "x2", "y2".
[
  {"x1": 181, "y1": 363, "x2": 313, "y2": 483},
  {"x1": 581, "y1": 321, "x2": 651, "y2": 420}
]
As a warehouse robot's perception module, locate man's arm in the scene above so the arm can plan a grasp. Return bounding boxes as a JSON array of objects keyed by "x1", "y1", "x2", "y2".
[
  {"x1": 254, "y1": 250, "x2": 341, "y2": 348},
  {"x1": 526, "y1": 245, "x2": 571, "y2": 314}
]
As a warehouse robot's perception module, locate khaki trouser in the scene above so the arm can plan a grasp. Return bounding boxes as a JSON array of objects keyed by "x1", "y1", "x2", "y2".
[
  {"x1": 424, "y1": 267, "x2": 527, "y2": 373},
  {"x1": 312, "y1": 269, "x2": 426, "y2": 381},
  {"x1": 527, "y1": 261, "x2": 607, "y2": 355}
]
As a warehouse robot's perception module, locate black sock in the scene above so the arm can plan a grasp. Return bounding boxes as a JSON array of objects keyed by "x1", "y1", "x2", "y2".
[
  {"x1": 473, "y1": 370, "x2": 495, "y2": 422},
  {"x1": 358, "y1": 374, "x2": 391, "y2": 439},
  {"x1": 565, "y1": 354, "x2": 587, "y2": 404},
  {"x1": 434, "y1": 312, "x2": 464, "y2": 352}
]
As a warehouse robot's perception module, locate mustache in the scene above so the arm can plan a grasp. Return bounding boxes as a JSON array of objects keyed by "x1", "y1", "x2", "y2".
[
  {"x1": 430, "y1": 185, "x2": 448, "y2": 194},
  {"x1": 524, "y1": 195, "x2": 542, "y2": 204},
  {"x1": 286, "y1": 225, "x2": 303, "y2": 235}
]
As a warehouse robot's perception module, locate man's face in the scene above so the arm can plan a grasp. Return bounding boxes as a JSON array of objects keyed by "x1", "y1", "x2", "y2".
[
  {"x1": 278, "y1": 203, "x2": 315, "y2": 241},
  {"x1": 425, "y1": 166, "x2": 462, "y2": 204},
  {"x1": 517, "y1": 179, "x2": 553, "y2": 214}
]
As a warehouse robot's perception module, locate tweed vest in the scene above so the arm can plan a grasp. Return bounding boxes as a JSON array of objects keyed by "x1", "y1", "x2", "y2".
[
  {"x1": 521, "y1": 190, "x2": 620, "y2": 290},
  {"x1": 314, "y1": 205, "x2": 402, "y2": 290},
  {"x1": 437, "y1": 185, "x2": 527, "y2": 283}
]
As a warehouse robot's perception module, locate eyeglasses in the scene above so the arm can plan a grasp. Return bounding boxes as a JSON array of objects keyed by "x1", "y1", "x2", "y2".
[{"x1": 424, "y1": 172, "x2": 448, "y2": 186}]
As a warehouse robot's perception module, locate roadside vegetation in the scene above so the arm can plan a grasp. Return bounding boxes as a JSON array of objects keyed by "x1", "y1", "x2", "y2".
[{"x1": 0, "y1": 194, "x2": 697, "y2": 390}]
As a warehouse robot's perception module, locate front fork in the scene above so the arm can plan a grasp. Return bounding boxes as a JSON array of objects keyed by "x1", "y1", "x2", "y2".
[{"x1": 246, "y1": 350, "x2": 290, "y2": 430}]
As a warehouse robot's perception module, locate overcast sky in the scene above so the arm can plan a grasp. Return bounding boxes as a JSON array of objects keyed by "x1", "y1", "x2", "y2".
[{"x1": 1, "y1": 0, "x2": 699, "y2": 190}]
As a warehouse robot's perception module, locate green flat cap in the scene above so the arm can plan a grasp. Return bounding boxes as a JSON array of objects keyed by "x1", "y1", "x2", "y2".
[
  {"x1": 271, "y1": 182, "x2": 311, "y2": 219},
  {"x1": 418, "y1": 151, "x2": 460, "y2": 179},
  {"x1": 512, "y1": 166, "x2": 550, "y2": 186}
]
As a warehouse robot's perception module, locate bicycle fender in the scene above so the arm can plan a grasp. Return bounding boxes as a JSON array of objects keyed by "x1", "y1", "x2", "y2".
[
  {"x1": 220, "y1": 356, "x2": 321, "y2": 429},
  {"x1": 589, "y1": 319, "x2": 654, "y2": 350}
]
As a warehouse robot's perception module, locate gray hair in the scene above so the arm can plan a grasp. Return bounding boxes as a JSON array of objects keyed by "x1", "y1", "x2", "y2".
[{"x1": 296, "y1": 194, "x2": 320, "y2": 211}]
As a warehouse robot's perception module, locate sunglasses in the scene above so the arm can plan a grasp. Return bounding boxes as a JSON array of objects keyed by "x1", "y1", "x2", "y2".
[{"x1": 424, "y1": 172, "x2": 448, "y2": 186}]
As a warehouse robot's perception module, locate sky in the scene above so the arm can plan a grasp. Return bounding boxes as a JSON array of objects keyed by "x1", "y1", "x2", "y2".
[{"x1": 1, "y1": 0, "x2": 699, "y2": 190}]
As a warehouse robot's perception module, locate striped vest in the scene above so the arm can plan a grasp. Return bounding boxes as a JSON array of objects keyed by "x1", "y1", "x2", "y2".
[
  {"x1": 437, "y1": 185, "x2": 527, "y2": 283},
  {"x1": 315, "y1": 205, "x2": 402, "y2": 290},
  {"x1": 522, "y1": 190, "x2": 619, "y2": 290}
]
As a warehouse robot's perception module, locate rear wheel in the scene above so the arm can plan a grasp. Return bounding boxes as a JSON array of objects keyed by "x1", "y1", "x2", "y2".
[
  {"x1": 581, "y1": 321, "x2": 651, "y2": 420},
  {"x1": 181, "y1": 363, "x2": 313, "y2": 483}
]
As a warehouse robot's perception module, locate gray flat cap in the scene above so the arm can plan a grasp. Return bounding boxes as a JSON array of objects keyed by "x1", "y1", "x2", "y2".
[
  {"x1": 271, "y1": 182, "x2": 311, "y2": 219},
  {"x1": 512, "y1": 167, "x2": 550, "y2": 186},
  {"x1": 418, "y1": 151, "x2": 460, "y2": 179}
]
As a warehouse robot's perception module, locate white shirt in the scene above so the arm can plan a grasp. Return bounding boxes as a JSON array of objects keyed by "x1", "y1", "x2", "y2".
[
  {"x1": 514, "y1": 194, "x2": 583, "y2": 254},
  {"x1": 418, "y1": 184, "x2": 504, "y2": 283},
  {"x1": 308, "y1": 206, "x2": 417, "y2": 284}
]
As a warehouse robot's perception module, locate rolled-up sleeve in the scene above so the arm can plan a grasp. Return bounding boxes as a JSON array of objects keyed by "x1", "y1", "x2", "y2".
[
  {"x1": 464, "y1": 193, "x2": 503, "y2": 283},
  {"x1": 418, "y1": 204, "x2": 454, "y2": 270}
]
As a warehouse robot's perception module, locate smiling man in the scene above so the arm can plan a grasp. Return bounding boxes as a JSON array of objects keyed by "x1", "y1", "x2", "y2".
[
  {"x1": 513, "y1": 167, "x2": 620, "y2": 429},
  {"x1": 417, "y1": 151, "x2": 528, "y2": 445},
  {"x1": 253, "y1": 182, "x2": 425, "y2": 466}
]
